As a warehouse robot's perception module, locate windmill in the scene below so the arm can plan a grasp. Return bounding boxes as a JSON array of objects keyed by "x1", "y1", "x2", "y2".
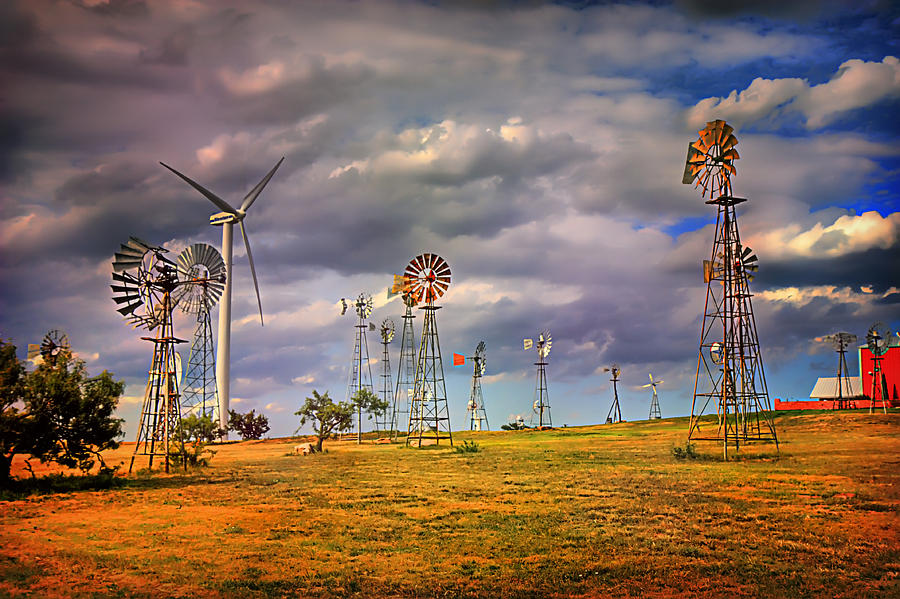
[
  {"x1": 110, "y1": 236, "x2": 209, "y2": 473},
  {"x1": 460, "y1": 341, "x2": 489, "y2": 431},
  {"x1": 160, "y1": 157, "x2": 283, "y2": 434},
  {"x1": 815, "y1": 332, "x2": 858, "y2": 410},
  {"x1": 173, "y1": 243, "x2": 226, "y2": 421},
  {"x1": 683, "y1": 120, "x2": 778, "y2": 458},
  {"x1": 603, "y1": 364, "x2": 623, "y2": 424},
  {"x1": 27, "y1": 329, "x2": 70, "y2": 366},
  {"x1": 642, "y1": 372, "x2": 662, "y2": 420},
  {"x1": 390, "y1": 292, "x2": 418, "y2": 440},
  {"x1": 342, "y1": 293, "x2": 376, "y2": 443},
  {"x1": 524, "y1": 330, "x2": 552, "y2": 428},
  {"x1": 866, "y1": 322, "x2": 891, "y2": 414},
  {"x1": 378, "y1": 318, "x2": 395, "y2": 435},
  {"x1": 403, "y1": 253, "x2": 453, "y2": 446}
]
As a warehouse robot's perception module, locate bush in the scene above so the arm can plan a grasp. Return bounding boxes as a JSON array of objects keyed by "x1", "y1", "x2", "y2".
[
  {"x1": 672, "y1": 443, "x2": 698, "y2": 460},
  {"x1": 454, "y1": 440, "x2": 480, "y2": 454},
  {"x1": 228, "y1": 409, "x2": 270, "y2": 440}
]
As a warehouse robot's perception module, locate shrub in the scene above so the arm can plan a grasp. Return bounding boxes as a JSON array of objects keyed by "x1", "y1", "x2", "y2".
[{"x1": 454, "y1": 440, "x2": 480, "y2": 454}]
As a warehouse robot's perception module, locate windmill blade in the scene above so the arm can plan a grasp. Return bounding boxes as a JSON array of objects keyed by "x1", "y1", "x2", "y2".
[
  {"x1": 160, "y1": 162, "x2": 238, "y2": 215},
  {"x1": 240, "y1": 157, "x2": 285, "y2": 212},
  {"x1": 238, "y1": 220, "x2": 264, "y2": 326},
  {"x1": 641, "y1": 383, "x2": 652, "y2": 388},
  {"x1": 682, "y1": 142, "x2": 701, "y2": 184}
]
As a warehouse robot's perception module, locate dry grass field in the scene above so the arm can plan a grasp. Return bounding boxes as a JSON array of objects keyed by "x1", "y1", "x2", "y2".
[{"x1": 1, "y1": 411, "x2": 898, "y2": 598}]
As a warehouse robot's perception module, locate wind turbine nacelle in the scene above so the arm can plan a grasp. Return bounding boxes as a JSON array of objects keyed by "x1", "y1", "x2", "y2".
[{"x1": 210, "y1": 212, "x2": 237, "y2": 226}]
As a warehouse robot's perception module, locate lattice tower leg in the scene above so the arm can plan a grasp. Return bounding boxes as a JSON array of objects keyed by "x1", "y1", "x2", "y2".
[
  {"x1": 346, "y1": 318, "x2": 374, "y2": 442},
  {"x1": 407, "y1": 305, "x2": 452, "y2": 446},
  {"x1": 606, "y1": 377, "x2": 622, "y2": 424},
  {"x1": 688, "y1": 197, "x2": 778, "y2": 457},
  {"x1": 180, "y1": 308, "x2": 218, "y2": 422},
  {"x1": 649, "y1": 389, "x2": 661, "y2": 419},
  {"x1": 469, "y1": 369, "x2": 488, "y2": 431},
  {"x1": 129, "y1": 296, "x2": 186, "y2": 473},
  {"x1": 530, "y1": 360, "x2": 551, "y2": 428},
  {"x1": 378, "y1": 341, "x2": 394, "y2": 435},
  {"x1": 392, "y1": 306, "x2": 416, "y2": 440},
  {"x1": 870, "y1": 356, "x2": 888, "y2": 414}
]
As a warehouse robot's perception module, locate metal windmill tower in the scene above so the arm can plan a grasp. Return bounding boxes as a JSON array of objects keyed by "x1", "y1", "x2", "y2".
[
  {"x1": 466, "y1": 341, "x2": 489, "y2": 431},
  {"x1": 26, "y1": 329, "x2": 70, "y2": 366},
  {"x1": 161, "y1": 158, "x2": 282, "y2": 434},
  {"x1": 173, "y1": 243, "x2": 226, "y2": 421},
  {"x1": 866, "y1": 322, "x2": 891, "y2": 414},
  {"x1": 524, "y1": 330, "x2": 552, "y2": 428},
  {"x1": 603, "y1": 364, "x2": 623, "y2": 424},
  {"x1": 378, "y1": 318, "x2": 395, "y2": 435},
  {"x1": 815, "y1": 332, "x2": 858, "y2": 409},
  {"x1": 642, "y1": 372, "x2": 662, "y2": 420},
  {"x1": 683, "y1": 120, "x2": 778, "y2": 458},
  {"x1": 110, "y1": 237, "x2": 207, "y2": 473},
  {"x1": 402, "y1": 253, "x2": 453, "y2": 446},
  {"x1": 342, "y1": 293, "x2": 376, "y2": 443},
  {"x1": 390, "y1": 292, "x2": 418, "y2": 440}
]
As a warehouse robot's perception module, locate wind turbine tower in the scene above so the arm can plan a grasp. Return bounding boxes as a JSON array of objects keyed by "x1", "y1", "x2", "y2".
[{"x1": 160, "y1": 158, "x2": 284, "y2": 433}]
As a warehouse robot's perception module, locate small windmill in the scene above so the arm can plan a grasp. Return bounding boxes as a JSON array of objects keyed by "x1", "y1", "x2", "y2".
[
  {"x1": 27, "y1": 330, "x2": 70, "y2": 366},
  {"x1": 683, "y1": 119, "x2": 778, "y2": 458},
  {"x1": 866, "y1": 322, "x2": 891, "y2": 414},
  {"x1": 815, "y1": 332, "x2": 858, "y2": 410},
  {"x1": 111, "y1": 236, "x2": 208, "y2": 473},
  {"x1": 524, "y1": 330, "x2": 552, "y2": 428},
  {"x1": 378, "y1": 318, "x2": 395, "y2": 435},
  {"x1": 603, "y1": 364, "x2": 623, "y2": 424},
  {"x1": 161, "y1": 158, "x2": 283, "y2": 434},
  {"x1": 342, "y1": 293, "x2": 376, "y2": 443},
  {"x1": 173, "y1": 243, "x2": 226, "y2": 422},
  {"x1": 390, "y1": 292, "x2": 418, "y2": 440},
  {"x1": 457, "y1": 341, "x2": 489, "y2": 431},
  {"x1": 642, "y1": 373, "x2": 662, "y2": 419},
  {"x1": 402, "y1": 253, "x2": 453, "y2": 447}
]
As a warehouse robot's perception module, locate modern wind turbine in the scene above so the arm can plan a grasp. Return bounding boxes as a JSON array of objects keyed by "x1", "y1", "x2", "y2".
[{"x1": 160, "y1": 157, "x2": 284, "y2": 432}]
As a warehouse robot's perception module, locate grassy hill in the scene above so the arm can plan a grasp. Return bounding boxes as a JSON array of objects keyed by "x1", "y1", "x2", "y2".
[{"x1": 1, "y1": 411, "x2": 898, "y2": 597}]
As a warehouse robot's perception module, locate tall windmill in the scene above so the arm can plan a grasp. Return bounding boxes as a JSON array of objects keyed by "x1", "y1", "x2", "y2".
[
  {"x1": 27, "y1": 329, "x2": 70, "y2": 366},
  {"x1": 683, "y1": 120, "x2": 778, "y2": 458},
  {"x1": 378, "y1": 318, "x2": 395, "y2": 435},
  {"x1": 866, "y1": 322, "x2": 891, "y2": 414},
  {"x1": 391, "y1": 292, "x2": 417, "y2": 440},
  {"x1": 603, "y1": 364, "x2": 623, "y2": 424},
  {"x1": 642, "y1": 372, "x2": 662, "y2": 420},
  {"x1": 342, "y1": 293, "x2": 376, "y2": 443},
  {"x1": 815, "y1": 332, "x2": 858, "y2": 409},
  {"x1": 173, "y1": 243, "x2": 226, "y2": 421},
  {"x1": 111, "y1": 236, "x2": 207, "y2": 473},
  {"x1": 403, "y1": 253, "x2": 453, "y2": 447},
  {"x1": 524, "y1": 330, "x2": 552, "y2": 428},
  {"x1": 463, "y1": 341, "x2": 489, "y2": 431},
  {"x1": 160, "y1": 158, "x2": 283, "y2": 433}
]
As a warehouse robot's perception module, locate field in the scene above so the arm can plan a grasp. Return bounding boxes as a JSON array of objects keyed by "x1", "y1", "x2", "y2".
[{"x1": 1, "y1": 411, "x2": 898, "y2": 598}]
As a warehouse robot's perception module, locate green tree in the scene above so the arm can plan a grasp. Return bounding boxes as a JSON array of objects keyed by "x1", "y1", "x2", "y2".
[
  {"x1": 180, "y1": 413, "x2": 225, "y2": 443},
  {"x1": 0, "y1": 338, "x2": 125, "y2": 486},
  {"x1": 227, "y1": 409, "x2": 270, "y2": 440},
  {"x1": 0, "y1": 339, "x2": 26, "y2": 485},
  {"x1": 350, "y1": 388, "x2": 390, "y2": 444},
  {"x1": 295, "y1": 390, "x2": 354, "y2": 452}
]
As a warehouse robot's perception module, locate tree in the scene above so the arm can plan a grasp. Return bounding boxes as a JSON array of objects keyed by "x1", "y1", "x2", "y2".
[
  {"x1": 0, "y1": 339, "x2": 26, "y2": 485},
  {"x1": 227, "y1": 409, "x2": 270, "y2": 440},
  {"x1": 350, "y1": 388, "x2": 390, "y2": 444},
  {"x1": 0, "y1": 338, "x2": 125, "y2": 486},
  {"x1": 295, "y1": 390, "x2": 354, "y2": 452},
  {"x1": 180, "y1": 413, "x2": 225, "y2": 443}
]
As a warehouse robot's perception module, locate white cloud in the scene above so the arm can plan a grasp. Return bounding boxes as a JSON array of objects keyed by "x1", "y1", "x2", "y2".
[
  {"x1": 688, "y1": 56, "x2": 900, "y2": 129},
  {"x1": 750, "y1": 211, "x2": 900, "y2": 259}
]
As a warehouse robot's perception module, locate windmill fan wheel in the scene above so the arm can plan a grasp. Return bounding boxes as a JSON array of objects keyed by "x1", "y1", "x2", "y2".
[
  {"x1": 174, "y1": 243, "x2": 226, "y2": 315},
  {"x1": 356, "y1": 293, "x2": 374, "y2": 319},
  {"x1": 684, "y1": 119, "x2": 739, "y2": 199},
  {"x1": 110, "y1": 236, "x2": 178, "y2": 330},
  {"x1": 381, "y1": 318, "x2": 395, "y2": 343},
  {"x1": 41, "y1": 329, "x2": 70, "y2": 363},
  {"x1": 404, "y1": 253, "x2": 451, "y2": 305}
]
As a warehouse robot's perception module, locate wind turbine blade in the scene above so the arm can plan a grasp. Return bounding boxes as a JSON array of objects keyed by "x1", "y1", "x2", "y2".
[
  {"x1": 160, "y1": 162, "x2": 238, "y2": 215},
  {"x1": 239, "y1": 220, "x2": 264, "y2": 326},
  {"x1": 240, "y1": 157, "x2": 285, "y2": 212}
]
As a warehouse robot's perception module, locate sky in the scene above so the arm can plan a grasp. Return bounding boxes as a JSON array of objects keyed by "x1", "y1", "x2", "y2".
[{"x1": 1, "y1": 0, "x2": 899, "y2": 440}]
